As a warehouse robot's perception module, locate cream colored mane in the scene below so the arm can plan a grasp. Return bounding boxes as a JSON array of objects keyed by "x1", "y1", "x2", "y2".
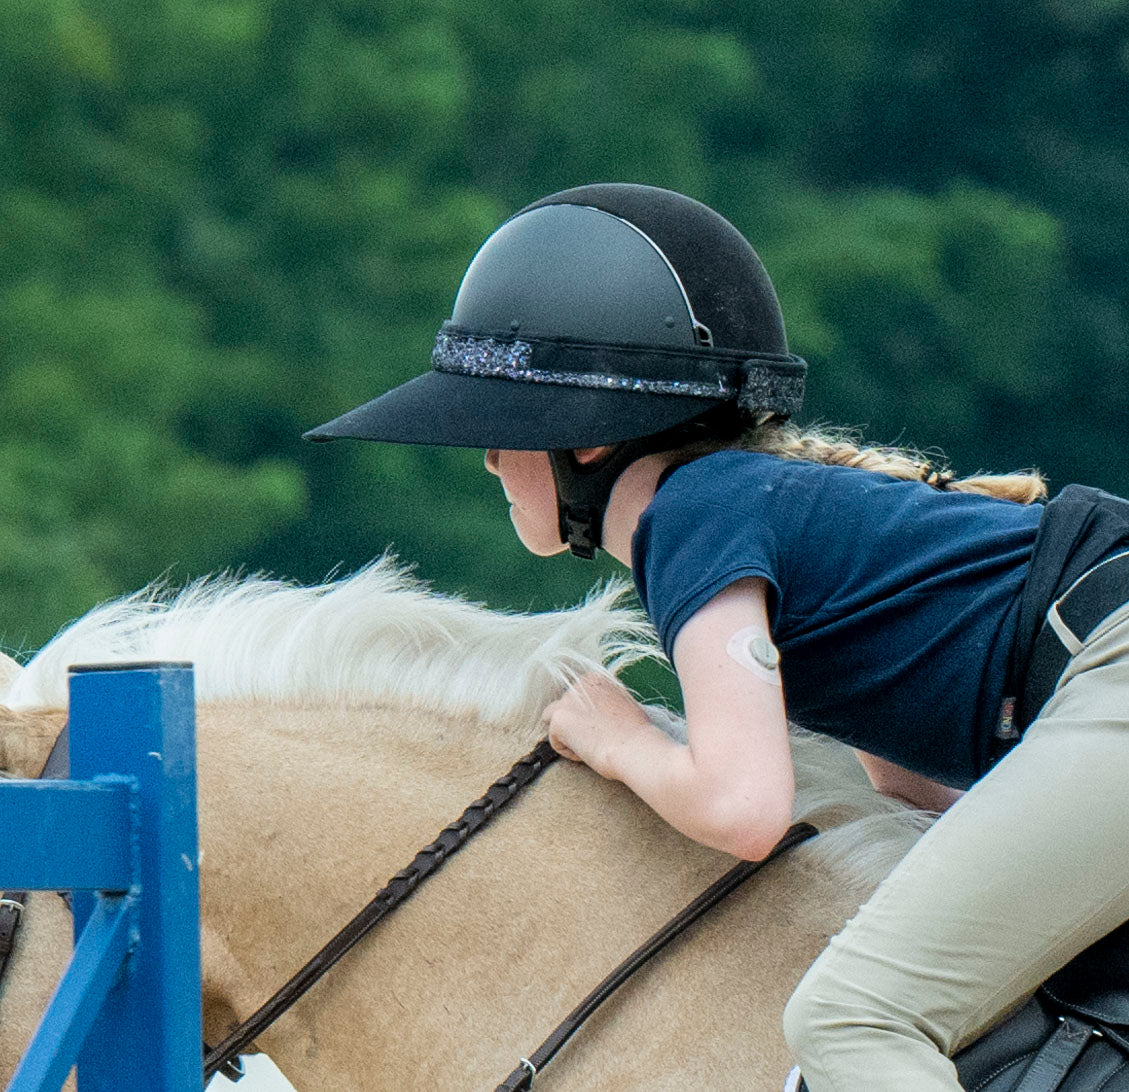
[
  {"x1": 0, "y1": 652, "x2": 21, "y2": 702},
  {"x1": 6, "y1": 557, "x2": 655, "y2": 731},
  {"x1": 6, "y1": 558, "x2": 927, "y2": 893}
]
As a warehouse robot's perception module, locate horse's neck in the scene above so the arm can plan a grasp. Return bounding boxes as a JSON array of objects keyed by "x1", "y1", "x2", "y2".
[
  {"x1": 0, "y1": 707, "x2": 65, "y2": 778},
  {"x1": 193, "y1": 698, "x2": 549, "y2": 907},
  {"x1": 191, "y1": 698, "x2": 893, "y2": 1090}
]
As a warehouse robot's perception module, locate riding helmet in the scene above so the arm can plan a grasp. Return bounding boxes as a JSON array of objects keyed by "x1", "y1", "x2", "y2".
[{"x1": 305, "y1": 183, "x2": 807, "y2": 557}]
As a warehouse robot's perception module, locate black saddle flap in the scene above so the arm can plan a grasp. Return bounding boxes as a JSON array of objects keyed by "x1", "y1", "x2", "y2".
[{"x1": 1040, "y1": 918, "x2": 1129, "y2": 1028}]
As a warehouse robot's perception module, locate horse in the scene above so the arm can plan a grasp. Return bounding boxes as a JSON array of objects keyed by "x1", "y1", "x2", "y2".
[{"x1": 0, "y1": 559, "x2": 927, "y2": 1090}]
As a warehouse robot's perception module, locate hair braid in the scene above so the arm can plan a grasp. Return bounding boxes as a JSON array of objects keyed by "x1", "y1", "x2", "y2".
[{"x1": 669, "y1": 420, "x2": 1047, "y2": 504}]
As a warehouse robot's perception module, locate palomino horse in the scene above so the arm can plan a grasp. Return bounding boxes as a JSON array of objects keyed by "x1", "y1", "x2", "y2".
[{"x1": 0, "y1": 561, "x2": 926, "y2": 1090}]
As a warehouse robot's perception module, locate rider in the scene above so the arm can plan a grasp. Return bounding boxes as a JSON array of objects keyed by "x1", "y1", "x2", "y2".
[{"x1": 305, "y1": 183, "x2": 1129, "y2": 1090}]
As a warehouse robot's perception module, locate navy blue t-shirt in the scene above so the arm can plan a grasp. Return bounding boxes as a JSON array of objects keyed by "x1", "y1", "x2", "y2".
[{"x1": 632, "y1": 451, "x2": 1044, "y2": 788}]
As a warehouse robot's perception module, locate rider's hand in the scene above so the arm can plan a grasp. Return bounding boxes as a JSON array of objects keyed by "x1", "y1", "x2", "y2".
[{"x1": 541, "y1": 672, "x2": 651, "y2": 781}]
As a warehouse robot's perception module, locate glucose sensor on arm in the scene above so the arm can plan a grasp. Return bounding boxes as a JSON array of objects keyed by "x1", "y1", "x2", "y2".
[{"x1": 726, "y1": 625, "x2": 782, "y2": 685}]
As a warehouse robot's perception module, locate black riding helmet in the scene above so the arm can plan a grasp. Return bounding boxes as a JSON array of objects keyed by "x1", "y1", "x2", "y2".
[{"x1": 305, "y1": 183, "x2": 807, "y2": 557}]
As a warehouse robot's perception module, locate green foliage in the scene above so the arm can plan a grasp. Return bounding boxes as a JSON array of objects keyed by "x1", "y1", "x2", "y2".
[
  {"x1": 0, "y1": 0, "x2": 1126, "y2": 655},
  {"x1": 763, "y1": 183, "x2": 1067, "y2": 470}
]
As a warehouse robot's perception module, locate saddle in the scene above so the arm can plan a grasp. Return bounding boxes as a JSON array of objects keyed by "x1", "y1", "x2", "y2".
[
  {"x1": 792, "y1": 916, "x2": 1129, "y2": 1092},
  {"x1": 951, "y1": 917, "x2": 1129, "y2": 1091}
]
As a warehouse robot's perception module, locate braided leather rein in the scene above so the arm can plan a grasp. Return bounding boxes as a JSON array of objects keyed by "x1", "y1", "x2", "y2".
[
  {"x1": 203, "y1": 738, "x2": 560, "y2": 1081},
  {"x1": 205, "y1": 740, "x2": 819, "y2": 1088},
  {"x1": 494, "y1": 821, "x2": 819, "y2": 1090}
]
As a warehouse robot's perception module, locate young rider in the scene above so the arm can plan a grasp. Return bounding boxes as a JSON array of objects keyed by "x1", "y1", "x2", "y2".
[{"x1": 306, "y1": 183, "x2": 1129, "y2": 1090}]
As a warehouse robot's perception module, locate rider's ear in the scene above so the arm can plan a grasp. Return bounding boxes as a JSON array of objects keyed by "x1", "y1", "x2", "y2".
[{"x1": 573, "y1": 446, "x2": 615, "y2": 466}]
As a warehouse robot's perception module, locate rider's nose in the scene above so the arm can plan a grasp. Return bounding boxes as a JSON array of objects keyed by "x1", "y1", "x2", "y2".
[{"x1": 484, "y1": 449, "x2": 500, "y2": 476}]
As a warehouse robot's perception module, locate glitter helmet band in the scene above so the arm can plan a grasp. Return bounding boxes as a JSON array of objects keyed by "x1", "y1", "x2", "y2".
[{"x1": 431, "y1": 326, "x2": 806, "y2": 418}]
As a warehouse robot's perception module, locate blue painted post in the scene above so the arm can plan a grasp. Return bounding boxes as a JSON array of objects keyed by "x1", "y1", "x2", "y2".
[
  {"x1": 2, "y1": 662, "x2": 204, "y2": 1092},
  {"x1": 68, "y1": 662, "x2": 203, "y2": 1092}
]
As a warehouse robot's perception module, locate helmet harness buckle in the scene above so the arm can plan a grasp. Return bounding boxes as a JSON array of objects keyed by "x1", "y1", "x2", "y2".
[{"x1": 549, "y1": 409, "x2": 742, "y2": 559}]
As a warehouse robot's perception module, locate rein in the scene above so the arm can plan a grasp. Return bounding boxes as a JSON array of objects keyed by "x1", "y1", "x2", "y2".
[
  {"x1": 207, "y1": 732, "x2": 816, "y2": 1088},
  {"x1": 203, "y1": 738, "x2": 561, "y2": 1081},
  {"x1": 5, "y1": 726, "x2": 818, "y2": 1088},
  {"x1": 495, "y1": 820, "x2": 818, "y2": 1091}
]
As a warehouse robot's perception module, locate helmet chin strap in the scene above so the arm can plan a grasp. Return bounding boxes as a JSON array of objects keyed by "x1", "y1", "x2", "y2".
[
  {"x1": 548, "y1": 423, "x2": 714, "y2": 559},
  {"x1": 548, "y1": 407, "x2": 754, "y2": 559},
  {"x1": 547, "y1": 444, "x2": 648, "y2": 560}
]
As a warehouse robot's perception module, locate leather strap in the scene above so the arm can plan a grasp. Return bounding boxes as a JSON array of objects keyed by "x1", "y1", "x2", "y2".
[
  {"x1": 1100, "y1": 1022, "x2": 1129, "y2": 1056},
  {"x1": 1017, "y1": 550, "x2": 1129, "y2": 732},
  {"x1": 204, "y1": 739, "x2": 560, "y2": 1081},
  {"x1": 495, "y1": 821, "x2": 819, "y2": 1091},
  {"x1": 0, "y1": 897, "x2": 25, "y2": 985},
  {"x1": 1011, "y1": 1015, "x2": 1093, "y2": 1092}
]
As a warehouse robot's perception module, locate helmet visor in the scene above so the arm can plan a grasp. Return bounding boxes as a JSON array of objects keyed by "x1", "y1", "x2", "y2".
[{"x1": 303, "y1": 365, "x2": 732, "y2": 450}]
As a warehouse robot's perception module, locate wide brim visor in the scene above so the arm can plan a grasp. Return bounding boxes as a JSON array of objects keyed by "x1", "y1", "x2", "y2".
[
  {"x1": 305, "y1": 327, "x2": 806, "y2": 449},
  {"x1": 303, "y1": 367, "x2": 731, "y2": 449}
]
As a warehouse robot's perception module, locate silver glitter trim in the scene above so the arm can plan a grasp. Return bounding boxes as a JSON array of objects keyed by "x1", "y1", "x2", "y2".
[
  {"x1": 433, "y1": 331, "x2": 535, "y2": 375},
  {"x1": 432, "y1": 331, "x2": 805, "y2": 413},
  {"x1": 433, "y1": 332, "x2": 739, "y2": 399},
  {"x1": 738, "y1": 371, "x2": 805, "y2": 416}
]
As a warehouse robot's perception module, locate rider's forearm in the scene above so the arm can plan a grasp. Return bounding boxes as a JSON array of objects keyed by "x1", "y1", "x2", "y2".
[{"x1": 608, "y1": 721, "x2": 795, "y2": 861}]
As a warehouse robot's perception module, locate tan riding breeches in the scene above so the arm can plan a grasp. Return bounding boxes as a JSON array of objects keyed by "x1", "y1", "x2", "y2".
[{"x1": 783, "y1": 598, "x2": 1129, "y2": 1092}]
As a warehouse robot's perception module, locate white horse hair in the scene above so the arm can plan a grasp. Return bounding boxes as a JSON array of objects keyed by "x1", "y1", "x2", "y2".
[
  {"x1": 0, "y1": 651, "x2": 21, "y2": 704},
  {"x1": 5, "y1": 556, "x2": 656, "y2": 731},
  {"x1": 6, "y1": 558, "x2": 929, "y2": 895}
]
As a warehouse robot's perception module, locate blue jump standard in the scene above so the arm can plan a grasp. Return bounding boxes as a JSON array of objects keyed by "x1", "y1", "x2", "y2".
[{"x1": 0, "y1": 662, "x2": 204, "y2": 1092}]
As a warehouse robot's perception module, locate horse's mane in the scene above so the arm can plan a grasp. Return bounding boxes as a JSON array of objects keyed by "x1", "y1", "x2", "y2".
[
  {"x1": 5, "y1": 557, "x2": 656, "y2": 730},
  {"x1": 5, "y1": 558, "x2": 927, "y2": 887}
]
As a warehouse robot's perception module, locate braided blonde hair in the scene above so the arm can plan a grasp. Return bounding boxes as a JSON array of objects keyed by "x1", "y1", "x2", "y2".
[{"x1": 674, "y1": 420, "x2": 1047, "y2": 504}]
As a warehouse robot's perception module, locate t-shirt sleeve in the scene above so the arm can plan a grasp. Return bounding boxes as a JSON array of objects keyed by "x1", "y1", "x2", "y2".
[{"x1": 632, "y1": 485, "x2": 785, "y2": 661}]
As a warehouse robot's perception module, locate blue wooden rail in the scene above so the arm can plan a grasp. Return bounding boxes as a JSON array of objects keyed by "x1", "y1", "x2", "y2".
[{"x1": 1, "y1": 662, "x2": 203, "y2": 1092}]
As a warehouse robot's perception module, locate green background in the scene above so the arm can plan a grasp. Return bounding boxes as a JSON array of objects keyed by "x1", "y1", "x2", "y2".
[{"x1": 2, "y1": 0, "x2": 1127, "y2": 657}]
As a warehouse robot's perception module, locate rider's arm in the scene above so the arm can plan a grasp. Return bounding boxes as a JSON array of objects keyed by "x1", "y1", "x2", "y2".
[{"x1": 544, "y1": 578, "x2": 794, "y2": 860}]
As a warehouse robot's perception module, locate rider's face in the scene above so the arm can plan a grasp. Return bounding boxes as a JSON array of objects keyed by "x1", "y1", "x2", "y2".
[{"x1": 483, "y1": 450, "x2": 568, "y2": 557}]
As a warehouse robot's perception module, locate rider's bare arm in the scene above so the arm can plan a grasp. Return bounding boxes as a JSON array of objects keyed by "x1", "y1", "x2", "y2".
[
  {"x1": 544, "y1": 578, "x2": 793, "y2": 861},
  {"x1": 622, "y1": 578, "x2": 794, "y2": 860}
]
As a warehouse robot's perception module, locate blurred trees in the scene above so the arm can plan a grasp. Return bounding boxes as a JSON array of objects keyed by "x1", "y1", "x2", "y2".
[{"x1": 0, "y1": 0, "x2": 1126, "y2": 648}]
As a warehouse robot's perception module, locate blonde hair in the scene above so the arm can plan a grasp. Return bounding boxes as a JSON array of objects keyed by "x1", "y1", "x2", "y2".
[{"x1": 675, "y1": 420, "x2": 1047, "y2": 504}]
